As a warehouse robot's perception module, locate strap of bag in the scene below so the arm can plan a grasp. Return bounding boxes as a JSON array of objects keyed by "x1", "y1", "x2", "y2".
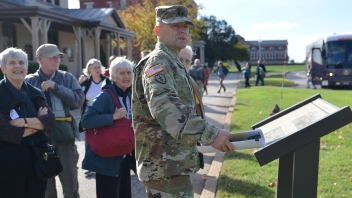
[{"x1": 102, "y1": 89, "x2": 122, "y2": 109}]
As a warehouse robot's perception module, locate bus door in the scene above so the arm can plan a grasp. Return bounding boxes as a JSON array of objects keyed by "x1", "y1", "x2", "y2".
[{"x1": 311, "y1": 48, "x2": 325, "y2": 85}]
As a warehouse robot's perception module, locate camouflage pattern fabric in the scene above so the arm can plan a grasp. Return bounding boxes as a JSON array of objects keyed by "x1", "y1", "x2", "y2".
[
  {"x1": 144, "y1": 175, "x2": 193, "y2": 198},
  {"x1": 132, "y1": 42, "x2": 219, "y2": 182},
  {"x1": 155, "y1": 5, "x2": 194, "y2": 25}
]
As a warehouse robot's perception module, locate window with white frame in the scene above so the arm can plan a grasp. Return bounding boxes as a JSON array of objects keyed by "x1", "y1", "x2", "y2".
[
  {"x1": 107, "y1": 1, "x2": 113, "y2": 7},
  {"x1": 84, "y1": 2, "x2": 94, "y2": 8}
]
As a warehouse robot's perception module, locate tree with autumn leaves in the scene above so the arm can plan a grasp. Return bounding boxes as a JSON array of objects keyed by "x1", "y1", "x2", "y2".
[
  {"x1": 118, "y1": 0, "x2": 203, "y2": 60},
  {"x1": 118, "y1": 0, "x2": 249, "y2": 64}
]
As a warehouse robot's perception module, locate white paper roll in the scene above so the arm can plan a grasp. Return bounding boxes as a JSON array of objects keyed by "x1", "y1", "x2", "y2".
[{"x1": 197, "y1": 129, "x2": 266, "y2": 153}]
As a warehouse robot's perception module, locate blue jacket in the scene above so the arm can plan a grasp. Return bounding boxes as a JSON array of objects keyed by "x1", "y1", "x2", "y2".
[
  {"x1": 81, "y1": 81, "x2": 131, "y2": 177},
  {"x1": 216, "y1": 66, "x2": 229, "y2": 76},
  {"x1": 244, "y1": 68, "x2": 251, "y2": 78}
]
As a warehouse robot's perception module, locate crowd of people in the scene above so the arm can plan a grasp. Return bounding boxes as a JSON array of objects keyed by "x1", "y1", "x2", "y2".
[{"x1": 0, "y1": 5, "x2": 238, "y2": 198}]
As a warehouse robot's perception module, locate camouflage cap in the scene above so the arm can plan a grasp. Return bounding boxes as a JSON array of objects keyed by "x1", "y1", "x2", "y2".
[{"x1": 155, "y1": 5, "x2": 194, "y2": 25}]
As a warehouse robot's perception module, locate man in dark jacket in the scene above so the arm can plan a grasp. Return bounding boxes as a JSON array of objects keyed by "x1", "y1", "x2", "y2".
[
  {"x1": 216, "y1": 61, "x2": 229, "y2": 93},
  {"x1": 190, "y1": 59, "x2": 206, "y2": 98},
  {"x1": 255, "y1": 60, "x2": 266, "y2": 86},
  {"x1": 25, "y1": 44, "x2": 84, "y2": 198}
]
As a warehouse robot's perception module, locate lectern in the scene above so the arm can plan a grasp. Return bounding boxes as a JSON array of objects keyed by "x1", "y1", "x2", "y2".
[{"x1": 252, "y1": 94, "x2": 352, "y2": 198}]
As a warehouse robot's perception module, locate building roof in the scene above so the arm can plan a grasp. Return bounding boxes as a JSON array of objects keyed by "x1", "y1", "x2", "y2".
[
  {"x1": 53, "y1": 8, "x2": 126, "y2": 28},
  {"x1": 0, "y1": 0, "x2": 26, "y2": 7},
  {"x1": 0, "y1": 3, "x2": 134, "y2": 38}
]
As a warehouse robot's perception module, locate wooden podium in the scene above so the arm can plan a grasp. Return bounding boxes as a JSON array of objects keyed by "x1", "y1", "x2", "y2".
[{"x1": 252, "y1": 94, "x2": 352, "y2": 198}]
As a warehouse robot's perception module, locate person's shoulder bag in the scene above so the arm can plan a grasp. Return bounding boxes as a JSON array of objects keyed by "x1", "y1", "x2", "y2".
[
  {"x1": 85, "y1": 89, "x2": 135, "y2": 158},
  {"x1": 29, "y1": 132, "x2": 63, "y2": 180}
]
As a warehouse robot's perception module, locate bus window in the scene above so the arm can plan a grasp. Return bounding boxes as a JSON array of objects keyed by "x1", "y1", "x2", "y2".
[
  {"x1": 326, "y1": 41, "x2": 345, "y2": 65},
  {"x1": 346, "y1": 43, "x2": 352, "y2": 63},
  {"x1": 312, "y1": 49, "x2": 323, "y2": 65}
]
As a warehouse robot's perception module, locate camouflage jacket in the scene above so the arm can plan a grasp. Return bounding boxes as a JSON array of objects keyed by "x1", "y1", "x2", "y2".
[{"x1": 132, "y1": 42, "x2": 219, "y2": 181}]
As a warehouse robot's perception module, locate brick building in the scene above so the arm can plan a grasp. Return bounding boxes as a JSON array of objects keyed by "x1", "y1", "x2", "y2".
[{"x1": 246, "y1": 40, "x2": 289, "y2": 65}]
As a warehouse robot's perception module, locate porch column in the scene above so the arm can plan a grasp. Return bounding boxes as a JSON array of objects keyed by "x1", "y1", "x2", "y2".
[
  {"x1": 127, "y1": 37, "x2": 132, "y2": 59},
  {"x1": 40, "y1": 19, "x2": 51, "y2": 44},
  {"x1": 110, "y1": 32, "x2": 114, "y2": 55},
  {"x1": 81, "y1": 29, "x2": 88, "y2": 65},
  {"x1": 200, "y1": 46, "x2": 205, "y2": 64},
  {"x1": 94, "y1": 27, "x2": 101, "y2": 60},
  {"x1": 106, "y1": 32, "x2": 111, "y2": 63},
  {"x1": 73, "y1": 26, "x2": 83, "y2": 75},
  {"x1": 21, "y1": 17, "x2": 39, "y2": 60},
  {"x1": 114, "y1": 32, "x2": 120, "y2": 56}
]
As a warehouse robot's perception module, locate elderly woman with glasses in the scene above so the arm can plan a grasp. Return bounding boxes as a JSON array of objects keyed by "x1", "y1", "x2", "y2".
[{"x1": 0, "y1": 47, "x2": 55, "y2": 198}]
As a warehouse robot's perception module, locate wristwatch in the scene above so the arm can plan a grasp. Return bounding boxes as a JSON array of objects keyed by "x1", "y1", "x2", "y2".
[{"x1": 23, "y1": 117, "x2": 28, "y2": 128}]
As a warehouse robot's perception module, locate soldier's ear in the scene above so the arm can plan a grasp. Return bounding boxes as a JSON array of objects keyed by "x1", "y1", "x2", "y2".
[{"x1": 154, "y1": 26, "x2": 160, "y2": 36}]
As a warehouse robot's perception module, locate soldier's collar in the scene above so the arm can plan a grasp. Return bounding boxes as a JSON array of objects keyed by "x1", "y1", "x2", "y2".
[{"x1": 156, "y1": 42, "x2": 178, "y2": 59}]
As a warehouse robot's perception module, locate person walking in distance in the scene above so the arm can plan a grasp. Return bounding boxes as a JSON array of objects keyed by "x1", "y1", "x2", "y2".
[
  {"x1": 25, "y1": 44, "x2": 84, "y2": 198},
  {"x1": 306, "y1": 65, "x2": 316, "y2": 89},
  {"x1": 255, "y1": 60, "x2": 266, "y2": 86},
  {"x1": 216, "y1": 61, "x2": 228, "y2": 93},
  {"x1": 244, "y1": 62, "x2": 251, "y2": 88},
  {"x1": 132, "y1": 5, "x2": 234, "y2": 197}
]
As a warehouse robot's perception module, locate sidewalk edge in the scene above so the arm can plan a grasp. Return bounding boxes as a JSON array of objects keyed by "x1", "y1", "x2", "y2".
[{"x1": 200, "y1": 90, "x2": 237, "y2": 198}]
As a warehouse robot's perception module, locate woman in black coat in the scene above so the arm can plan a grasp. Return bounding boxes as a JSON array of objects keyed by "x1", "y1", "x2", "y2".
[{"x1": 0, "y1": 48, "x2": 55, "y2": 198}]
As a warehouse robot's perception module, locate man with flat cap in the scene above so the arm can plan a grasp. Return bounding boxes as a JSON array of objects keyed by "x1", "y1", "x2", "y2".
[
  {"x1": 132, "y1": 5, "x2": 234, "y2": 197},
  {"x1": 25, "y1": 44, "x2": 84, "y2": 198}
]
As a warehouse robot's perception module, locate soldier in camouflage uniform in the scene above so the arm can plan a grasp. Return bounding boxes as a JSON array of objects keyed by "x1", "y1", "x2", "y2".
[{"x1": 132, "y1": 5, "x2": 234, "y2": 198}]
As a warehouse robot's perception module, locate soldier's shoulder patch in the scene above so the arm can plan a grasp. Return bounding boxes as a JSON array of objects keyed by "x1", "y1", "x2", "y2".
[
  {"x1": 145, "y1": 64, "x2": 164, "y2": 78},
  {"x1": 154, "y1": 73, "x2": 166, "y2": 84}
]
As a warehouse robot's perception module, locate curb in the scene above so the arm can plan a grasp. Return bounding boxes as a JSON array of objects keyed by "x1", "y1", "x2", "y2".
[{"x1": 200, "y1": 90, "x2": 237, "y2": 198}]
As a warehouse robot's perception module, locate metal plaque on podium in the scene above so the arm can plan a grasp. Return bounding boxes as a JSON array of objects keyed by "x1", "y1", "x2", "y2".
[{"x1": 252, "y1": 94, "x2": 352, "y2": 198}]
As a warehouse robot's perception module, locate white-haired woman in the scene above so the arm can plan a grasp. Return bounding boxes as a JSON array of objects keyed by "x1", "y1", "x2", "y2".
[
  {"x1": 78, "y1": 58, "x2": 110, "y2": 176},
  {"x1": 0, "y1": 48, "x2": 55, "y2": 197},
  {"x1": 81, "y1": 57, "x2": 133, "y2": 198}
]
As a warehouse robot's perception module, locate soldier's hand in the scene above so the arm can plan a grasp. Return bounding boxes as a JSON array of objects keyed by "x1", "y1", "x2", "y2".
[{"x1": 211, "y1": 129, "x2": 235, "y2": 152}]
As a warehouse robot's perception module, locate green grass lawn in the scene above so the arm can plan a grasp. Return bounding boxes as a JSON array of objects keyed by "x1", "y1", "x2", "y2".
[
  {"x1": 239, "y1": 75, "x2": 296, "y2": 87},
  {"x1": 216, "y1": 87, "x2": 352, "y2": 198},
  {"x1": 226, "y1": 64, "x2": 306, "y2": 73},
  {"x1": 266, "y1": 65, "x2": 306, "y2": 73}
]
